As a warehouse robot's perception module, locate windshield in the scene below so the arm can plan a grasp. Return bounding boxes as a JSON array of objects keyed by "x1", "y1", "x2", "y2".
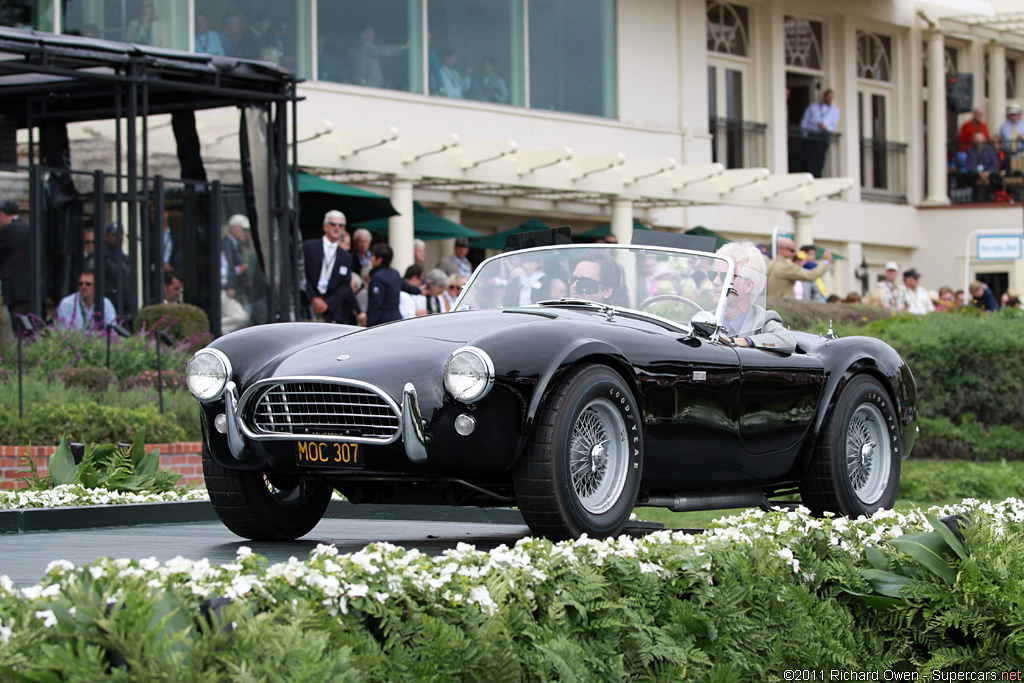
[{"x1": 454, "y1": 244, "x2": 760, "y2": 328}]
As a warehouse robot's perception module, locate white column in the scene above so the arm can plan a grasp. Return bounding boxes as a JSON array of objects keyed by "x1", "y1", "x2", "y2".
[
  {"x1": 989, "y1": 43, "x2": 1007, "y2": 141},
  {"x1": 790, "y1": 211, "x2": 815, "y2": 250},
  {"x1": 610, "y1": 197, "x2": 634, "y2": 244},
  {"x1": 925, "y1": 31, "x2": 951, "y2": 205},
  {"x1": 435, "y1": 208, "x2": 461, "y2": 271},
  {"x1": 388, "y1": 176, "x2": 416, "y2": 275}
]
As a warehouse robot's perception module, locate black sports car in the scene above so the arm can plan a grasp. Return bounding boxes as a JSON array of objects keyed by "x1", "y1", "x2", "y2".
[{"x1": 186, "y1": 242, "x2": 917, "y2": 541}]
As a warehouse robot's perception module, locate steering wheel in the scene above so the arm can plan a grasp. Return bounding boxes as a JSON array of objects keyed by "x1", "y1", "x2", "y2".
[{"x1": 638, "y1": 294, "x2": 705, "y2": 316}]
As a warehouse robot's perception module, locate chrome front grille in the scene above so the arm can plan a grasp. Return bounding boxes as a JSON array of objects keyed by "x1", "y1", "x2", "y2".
[{"x1": 247, "y1": 380, "x2": 401, "y2": 443}]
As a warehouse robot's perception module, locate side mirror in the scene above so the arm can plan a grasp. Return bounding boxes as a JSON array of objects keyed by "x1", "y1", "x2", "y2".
[{"x1": 689, "y1": 310, "x2": 718, "y2": 339}]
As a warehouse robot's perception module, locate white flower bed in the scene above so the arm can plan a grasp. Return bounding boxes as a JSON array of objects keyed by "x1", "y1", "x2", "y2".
[
  {"x1": 0, "y1": 485, "x2": 210, "y2": 510},
  {"x1": 2, "y1": 497, "x2": 1020, "y2": 623}
]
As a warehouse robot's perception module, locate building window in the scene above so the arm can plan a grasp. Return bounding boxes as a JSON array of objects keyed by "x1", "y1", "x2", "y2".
[
  {"x1": 63, "y1": 0, "x2": 188, "y2": 50},
  {"x1": 315, "y1": 0, "x2": 415, "y2": 91},
  {"x1": 857, "y1": 31, "x2": 891, "y2": 82},
  {"x1": 192, "y1": 2, "x2": 310, "y2": 78},
  {"x1": 529, "y1": 0, "x2": 616, "y2": 118},
  {"x1": 1, "y1": 0, "x2": 51, "y2": 32},
  {"x1": 784, "y1": 17, "x2": 822, "y2": 71},
  {"x1": 429, "y1": 0, "x2": 522, "y2": 105},
  {"x1": 1009, "y1": 57, "x2": 1019, "y2": 100},
  {"x1": 706, "y1": 1, "x2": 748, "y2": 57}
]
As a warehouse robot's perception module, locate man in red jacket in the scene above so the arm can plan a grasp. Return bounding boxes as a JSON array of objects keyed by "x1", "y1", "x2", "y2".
[{"x1": 958, "y1": 108, "x2": 990, "y2": 152}]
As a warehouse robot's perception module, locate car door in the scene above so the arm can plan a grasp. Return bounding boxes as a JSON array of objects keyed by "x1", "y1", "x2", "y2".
[
  {"x1": 638, "y1": 335, "x2": 745, "y2": 488},
  {"x1": 735, "y1": 347, "x2": 826, "y2": 460}
]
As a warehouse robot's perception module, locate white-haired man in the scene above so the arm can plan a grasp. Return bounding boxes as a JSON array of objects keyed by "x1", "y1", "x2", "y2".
[
  {"x1": 302, "y1": 210, "x2": 361, "y2": 324},
  {"x1": 352, "y1": 227, "x2": 373, "y2": 272},
  {"x1": 713, "y1": 240, "x2": 797, "y2": 354}
]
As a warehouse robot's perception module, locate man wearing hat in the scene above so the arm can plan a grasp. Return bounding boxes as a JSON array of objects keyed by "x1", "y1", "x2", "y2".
[
  {"x1": 869, "y1": 261, "x2": 908, "y2": 310},
  {"x1": 221, "y1": 214, "x2": 250, "y2": 300},
  {"x1": 999, "y1": 103, "x2": 1024, "y2": 153},
  {"x1": 0, "y1": 200, "x2": 32, "y2": 332},
  {"x1": 437, "y1": 237, "x2": 474, "y2": 280},
  {"x1": 903, "y1": 267, "x2": 934, "y2": 315}
]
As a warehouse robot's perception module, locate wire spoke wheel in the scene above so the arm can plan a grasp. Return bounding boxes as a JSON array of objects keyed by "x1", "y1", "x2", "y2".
[
  {"x1": 568, "y1": 397, "x2": 629, "y2": 515},
  {"x1": 844, "y1": 403, "x2": 890, "y2": 505}
]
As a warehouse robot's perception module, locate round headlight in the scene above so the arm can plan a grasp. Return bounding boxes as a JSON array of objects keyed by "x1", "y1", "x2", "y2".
[
  {"x1": 444, "y1": 347, "x2": 494, "y2": 403},
  {"x1": 186, "y1": 349, "x2": 231, "y2": 402}
]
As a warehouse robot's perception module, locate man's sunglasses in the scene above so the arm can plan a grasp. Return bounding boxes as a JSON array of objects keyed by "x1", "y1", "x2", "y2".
[{"x1": 570, "y1": 276, "x2": 601, "y2": 295}]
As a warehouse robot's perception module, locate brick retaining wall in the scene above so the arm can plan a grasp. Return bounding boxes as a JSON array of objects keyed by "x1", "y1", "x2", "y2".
[{"x1": 0, "y1": 443, "x2": 205, "y2": 490}]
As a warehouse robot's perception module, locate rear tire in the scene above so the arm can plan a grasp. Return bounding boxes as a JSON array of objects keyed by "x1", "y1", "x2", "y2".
[
  {"x1": 202, "y1": 445, "x2": 331, "y2": 540},
  {"x1": 801, "y1": 375, "x2": 901, "y2": 517},
  {"x1": 514, "y1": 364, "x2": 642, "y2": 540}
]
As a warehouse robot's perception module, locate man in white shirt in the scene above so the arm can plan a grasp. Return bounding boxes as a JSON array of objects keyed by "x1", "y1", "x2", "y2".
[
  {"x1": 800, "y1": 88, "x2": 840, "y2": 178},
  {"x1": 999, "y1": 102, "x2": 1024, "y2": 153},
  {"x1": 902, "y1": 268, "x2": 934, "y2": 315},
  {"x1": 398, "y1": 265, "x2": 427, "y2": 318},
  {"x1": 56, "y1": 270, "x2": 116, "y2": 331}
]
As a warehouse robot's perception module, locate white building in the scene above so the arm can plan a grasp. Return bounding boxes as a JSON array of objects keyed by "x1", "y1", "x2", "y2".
[{"x1": 8, "y1": 0, "x2": 1024, "y2": 300}]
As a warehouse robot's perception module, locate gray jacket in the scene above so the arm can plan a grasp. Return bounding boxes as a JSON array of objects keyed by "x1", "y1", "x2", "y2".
[{"x1": 727, "y1": 304, "x2": 797, "y2": 354}]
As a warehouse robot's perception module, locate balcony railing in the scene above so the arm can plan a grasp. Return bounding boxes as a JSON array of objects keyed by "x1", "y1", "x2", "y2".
[
  {"x1": 710, "y1": 117, "x2": 768, "y2": 169},
  {"x1": 860, "y1": 138, "x2": 908, "y2": 205},
  {"x1": 948, "y1": 140, "x2": 1024, "y2": 205},
  {"x1": 787, "y1": 125, "x2": 841, "y2": 179}
]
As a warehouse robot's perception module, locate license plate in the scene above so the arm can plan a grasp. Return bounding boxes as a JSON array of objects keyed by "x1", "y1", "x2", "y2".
[{"x1": 295, "y1": 441, "x2": 362, "y2": 469}]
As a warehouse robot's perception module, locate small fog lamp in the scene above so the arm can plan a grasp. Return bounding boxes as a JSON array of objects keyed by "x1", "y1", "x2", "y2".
[{"x1": 454, "y1": 413, "x2": 477, "y2": 436}]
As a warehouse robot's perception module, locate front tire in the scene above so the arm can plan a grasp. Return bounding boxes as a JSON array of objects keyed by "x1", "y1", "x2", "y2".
[
  {"x1": 801, "y1": 375, "x2": 902, "y2": 517},
  {"x1": 514, "y1": 364, "x2": 643, "y2": 540},
  {"x1": 202, "y1": 445, "x2": 332, "y2": 540}
]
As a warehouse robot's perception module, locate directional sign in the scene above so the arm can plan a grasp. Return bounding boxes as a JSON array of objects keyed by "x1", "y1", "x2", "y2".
[{"x1": 976, "y1": 234, "x2": 1023, "y2": 261}]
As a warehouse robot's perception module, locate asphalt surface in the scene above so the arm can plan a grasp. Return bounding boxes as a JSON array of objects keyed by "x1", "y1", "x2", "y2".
[{"x1": 0, "y1": 517, "x2": 535, "y2": 587}]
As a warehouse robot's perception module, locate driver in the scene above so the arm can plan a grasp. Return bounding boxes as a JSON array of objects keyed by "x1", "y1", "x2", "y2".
[
  {"x1": 711, "y1": 240, "x2": 796, "y2": 354},
  {"x1": 570, "y1": 255, "x2": 622, "y2": 305}
]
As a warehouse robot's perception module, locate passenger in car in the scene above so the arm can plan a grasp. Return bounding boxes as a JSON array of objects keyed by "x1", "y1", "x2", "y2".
[{"x1": 712, "y1": 240, "x2": 797, "y2": 354}]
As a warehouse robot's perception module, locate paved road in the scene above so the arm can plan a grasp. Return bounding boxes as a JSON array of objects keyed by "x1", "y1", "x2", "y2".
[{"x1": 0, "y1": 518, "x2": 534, "y2": 587}]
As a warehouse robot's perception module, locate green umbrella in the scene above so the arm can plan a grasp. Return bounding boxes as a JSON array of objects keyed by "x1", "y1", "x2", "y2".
[
  {"x1": 296, "y1": 171, "x2": 398, "y2": 241},
  {"x1": 353, "y1": 202, "x2": 484, "y2": 241},
  {"x1": 684, "y1": 226, "x2": 730, "y2": 250},
  {"x1": 472, "y1": 218, "x2": 553, "y2": 250},
  {"x1": 574, "y1": 220, "x2": 653, "y2": 240}
]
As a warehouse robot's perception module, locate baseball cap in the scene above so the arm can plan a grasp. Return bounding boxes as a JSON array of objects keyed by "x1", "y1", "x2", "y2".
[
  {"x1": 903, "y1": 268, "x2": 921, "y2": 279},
  {"x1": 885, "y1": 261, "x2": 899, "y2": 272},
  {"x1": 0, "y1": 200, "x2": 18, "y2": 216},
  {"x1": 454, "y1": 237, "x2": 471, "y2": 248},
  {"x1": 106, "y1": 221, "x2": 122, "y2": 235},
  {"x1": 1008, "y1": 103, "x2": 1022, "y2": 114}
]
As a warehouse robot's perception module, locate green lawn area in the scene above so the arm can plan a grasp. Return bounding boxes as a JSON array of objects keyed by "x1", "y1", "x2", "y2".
[{"x1": 631, "y1": 458, "x2": 1024, "y2": 529}]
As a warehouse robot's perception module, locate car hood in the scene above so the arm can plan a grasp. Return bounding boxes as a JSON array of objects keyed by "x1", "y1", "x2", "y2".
[{"x1": 243, "y1": 309, "x2": 557, "y2": 401}]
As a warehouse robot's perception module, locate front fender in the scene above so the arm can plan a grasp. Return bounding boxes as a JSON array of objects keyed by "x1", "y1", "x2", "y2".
[{"x1": 799, "y1": 338, "x2": 918, "y2": 473}]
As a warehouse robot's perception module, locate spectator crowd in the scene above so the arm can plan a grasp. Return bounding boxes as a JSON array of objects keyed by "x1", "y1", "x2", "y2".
[{"x1": 0, "y1": 194, "x2": 1017, "y2": 342}]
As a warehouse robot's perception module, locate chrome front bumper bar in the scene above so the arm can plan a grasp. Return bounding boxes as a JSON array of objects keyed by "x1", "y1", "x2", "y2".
[
  {"x1": 222, "y1": 379, "x2": 428, "y2": 464},
  {"x1": 402, "y1": 383, "x2": 428, "y2": 463}
]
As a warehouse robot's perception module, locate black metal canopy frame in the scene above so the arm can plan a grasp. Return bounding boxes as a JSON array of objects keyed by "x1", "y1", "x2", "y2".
[{"x1": 0, "y1": 27, "x2": 301, "y2": 334}]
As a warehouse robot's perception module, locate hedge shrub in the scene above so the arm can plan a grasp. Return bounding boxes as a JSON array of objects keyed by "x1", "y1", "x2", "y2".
[
  {"x1": 0, "y1": 327, "x2": 193, "y2": 381},
  {"x1": 1, "y1": 501, "x2": 1021, "y2": 678},
  {"x1": 0, "y1": 403, "x2": 188, "y2": 444}
]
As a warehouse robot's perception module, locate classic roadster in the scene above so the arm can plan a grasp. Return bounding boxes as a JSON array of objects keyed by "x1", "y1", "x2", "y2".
[{"x1": 186, "y1": 242, "x2": 917, "y2": 541}]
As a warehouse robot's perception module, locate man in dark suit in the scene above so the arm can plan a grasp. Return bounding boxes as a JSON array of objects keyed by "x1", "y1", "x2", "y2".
[
  {"x1": 0, "y1": 199, "x2": 31, "y2": 321},
  {"x1": 303, "y1": 210, "x2": 361, "y2": 325}
]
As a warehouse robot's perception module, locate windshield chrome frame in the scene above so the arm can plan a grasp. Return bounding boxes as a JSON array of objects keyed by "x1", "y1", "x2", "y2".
[{"x1": 453, "y1": 243, "x2": 735, "y2": 330}]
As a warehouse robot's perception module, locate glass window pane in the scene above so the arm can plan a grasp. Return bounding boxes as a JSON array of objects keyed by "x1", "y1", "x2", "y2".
[
  {"x1": 315, "y1": 0, "x2": 416, "y2": 92},
  {"x1": 428, "y1": 0, "x2": 521, "y2": 105},
  {"x1": 529, "y1": 0, "x2": 616, "y2": 118},
  {"x1": 197, "y1": 2, "x2": 308, "y2": 78},
  {"x1": 2, "y1": 1, "x2": 53, "y2": 32},
  {"x1": 63, "y1": 0, "x2": 187, "y2": 50}
]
